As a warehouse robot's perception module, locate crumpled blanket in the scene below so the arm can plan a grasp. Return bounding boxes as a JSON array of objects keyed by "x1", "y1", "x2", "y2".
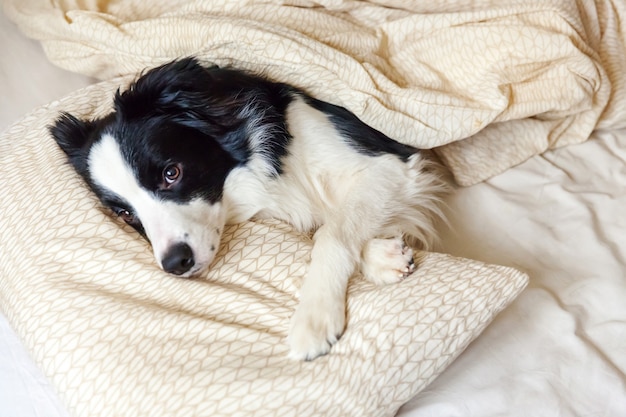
[{"x1": 5, "y1": 0, "x2": 626, "y2": 185}]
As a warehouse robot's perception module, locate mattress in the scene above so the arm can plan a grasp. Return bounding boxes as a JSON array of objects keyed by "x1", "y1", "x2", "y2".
[{"x1": 1, "y1": 4, "x2": 625, "y2": 417}]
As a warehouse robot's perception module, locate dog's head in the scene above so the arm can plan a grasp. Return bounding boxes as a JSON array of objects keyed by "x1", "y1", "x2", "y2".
[{"x1": 50, "y1": 58, "x2": 253, "y2": 277}]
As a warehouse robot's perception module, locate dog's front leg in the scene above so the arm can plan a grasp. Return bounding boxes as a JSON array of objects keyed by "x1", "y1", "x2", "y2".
[{"x1": 288, "y1": 223, "x2": 358, "y2": 361}]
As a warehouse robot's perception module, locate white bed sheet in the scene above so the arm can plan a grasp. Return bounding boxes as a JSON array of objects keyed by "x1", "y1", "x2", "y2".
[
  {"x1": 398, "y1": 128, "x2": 626, "y2": 416},
  {"x1": 1, "y1": 9, "x2": 625, "y2": 417}
]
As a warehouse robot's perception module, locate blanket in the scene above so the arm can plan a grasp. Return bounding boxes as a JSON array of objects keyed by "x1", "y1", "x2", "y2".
[{"x1": 5, "y1": 0, "x2": 626, "y2": 185}]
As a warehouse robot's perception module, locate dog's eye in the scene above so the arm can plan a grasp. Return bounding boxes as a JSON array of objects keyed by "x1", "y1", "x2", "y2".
[
  {"x1": 116, "y1": 208, "x2": 135, "y2": 224},
  {"x1": 163, "y1": 163, "x2": 182, "y2": 187}
]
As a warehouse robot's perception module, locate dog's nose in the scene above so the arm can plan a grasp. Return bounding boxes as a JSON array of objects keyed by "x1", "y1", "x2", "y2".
[{"x1": 161, "y1": 243, "x2": 195, "y2": 275}]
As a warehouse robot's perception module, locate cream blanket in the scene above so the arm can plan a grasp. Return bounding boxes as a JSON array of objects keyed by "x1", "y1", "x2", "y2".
[{"x1": 5, "y1": 0, "x2": 626, "y2": 185}]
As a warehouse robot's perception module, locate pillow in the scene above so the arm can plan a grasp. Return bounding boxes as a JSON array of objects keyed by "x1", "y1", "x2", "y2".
[{"x1": 0, "y1": 79, "x2": 528, "y2": 417}]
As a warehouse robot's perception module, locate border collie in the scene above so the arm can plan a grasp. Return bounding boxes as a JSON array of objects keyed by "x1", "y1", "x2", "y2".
[{"x1": 50, "y1": 57, "x2": 445, "y2": 361}]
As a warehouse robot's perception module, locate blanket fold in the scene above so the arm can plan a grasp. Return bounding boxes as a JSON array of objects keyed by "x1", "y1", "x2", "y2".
[{"x1": 5, "y1": 0, "x2": 626, "y2": 184}]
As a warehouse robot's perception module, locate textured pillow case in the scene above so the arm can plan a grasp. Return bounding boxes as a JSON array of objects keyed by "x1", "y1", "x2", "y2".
[{"x1": 0, "y1": 79, "x2": 528, "y2": 417}]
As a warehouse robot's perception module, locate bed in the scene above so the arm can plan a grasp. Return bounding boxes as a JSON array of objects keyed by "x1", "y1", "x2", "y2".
[{"x1": 1, "y1": 1, "x2": 625, "y2": 416}]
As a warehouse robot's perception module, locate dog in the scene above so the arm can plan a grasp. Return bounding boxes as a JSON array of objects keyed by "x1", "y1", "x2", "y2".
[{"x1": 50, "y1": 57, "x2": 445, "y2": 361}]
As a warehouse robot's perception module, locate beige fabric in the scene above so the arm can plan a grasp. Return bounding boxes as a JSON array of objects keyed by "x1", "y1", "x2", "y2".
[
  {"x1": 0, "y1": 80, "x2": 527, "y2": 416},
  {"x1": 5, "y1": 0, "x2": 626, "y2": 185}
]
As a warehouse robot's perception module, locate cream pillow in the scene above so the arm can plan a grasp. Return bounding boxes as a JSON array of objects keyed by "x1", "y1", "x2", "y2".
[{"x1": 0, "y1": 80, "x2": 528, "y2": 417}]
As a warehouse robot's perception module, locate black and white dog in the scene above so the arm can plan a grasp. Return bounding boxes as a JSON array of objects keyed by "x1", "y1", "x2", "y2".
[{"x1": 50, "y1": 57, "x2": 445, "y2": 360}]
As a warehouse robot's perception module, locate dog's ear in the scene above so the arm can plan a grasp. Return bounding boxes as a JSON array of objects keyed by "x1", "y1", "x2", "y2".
[
  {"x1": 49, "y1": 112, "x2": 96, "y2": 156},
  {"x1": 49, "y1": 112, "x2": 98, "y2": 176},
  {"x1": 113, "y1": 58, "x2": 245, "y2": 132},
  {"x1": 114, "y1": 57, "x2": 216, "y2": 119}
]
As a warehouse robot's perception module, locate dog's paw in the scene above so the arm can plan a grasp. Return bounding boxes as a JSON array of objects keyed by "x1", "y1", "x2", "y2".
[
  {"x1": 288, "y1": 299, "x2": 345, "y2": 361},
  {"x1": 360, "y1": 237, "x2": 416, "y2": 285}
]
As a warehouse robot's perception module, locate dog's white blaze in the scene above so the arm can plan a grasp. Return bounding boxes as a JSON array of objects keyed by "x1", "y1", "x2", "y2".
[{"x1": 88, "y1": 134, "x2": 225, "y2": 276}]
